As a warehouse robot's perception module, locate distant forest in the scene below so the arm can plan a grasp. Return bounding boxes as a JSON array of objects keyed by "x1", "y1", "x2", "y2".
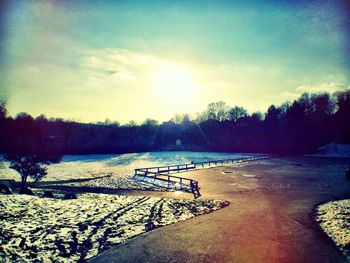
[{"x1": 0, "y1": 90, "x2": 349, "y2": 155}]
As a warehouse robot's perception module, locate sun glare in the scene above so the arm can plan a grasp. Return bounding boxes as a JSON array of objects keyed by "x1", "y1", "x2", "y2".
[{"x1": 153, "y1": 62, "x2": 197, "y2": 105}]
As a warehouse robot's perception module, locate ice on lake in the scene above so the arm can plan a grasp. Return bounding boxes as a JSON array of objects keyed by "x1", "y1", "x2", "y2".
[{"x1": 1, "y1": 151, "x2": 257, "y2": 180}]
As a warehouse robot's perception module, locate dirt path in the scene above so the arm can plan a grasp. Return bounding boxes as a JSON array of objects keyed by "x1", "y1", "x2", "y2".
[{"x1": 90, "y1": 157, "x2": 350, "y2": 263}]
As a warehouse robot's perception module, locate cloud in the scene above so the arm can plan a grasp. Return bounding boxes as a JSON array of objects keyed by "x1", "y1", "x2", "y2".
[
  {"x1": 280, "y1": 91, "x2": 300, "y2": 101},
  {"x1": 296, "y1": 83, "x2": 349, "y2": 94},
  {"x1": 4, "y1": 45, "x2": 350, "y2": 123},
  {"x1": 112, "y1": 71, "x2": 137, "y2": 81},
  {"x1": 80, "y1": 48, "x2": 164, "y2": 84},
  {"x1": 272, "y1": 82, "x2": 350, "y2": 109}
]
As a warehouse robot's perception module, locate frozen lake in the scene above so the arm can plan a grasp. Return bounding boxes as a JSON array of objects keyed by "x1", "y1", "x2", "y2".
[
  {"x1": 61, "y1": 151, "x2": 258, "y2": 166},
  {"x1": 0, "y1": 151, "x2": 261, "y2": 186}
]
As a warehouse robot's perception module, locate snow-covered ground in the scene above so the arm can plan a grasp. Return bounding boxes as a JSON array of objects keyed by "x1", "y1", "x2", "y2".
[
  {"x1": 0, "y1": 152, "x2": 257, "y2": 190},
  {"x1": 0, "y1": 192, "x2": 228, "y2": 262},
  {"x1": 316, "y1": 199, "x2": 350, "y2": 262},
  {"x1": 0, "y1": 152, "x2": 237, "y2": 261},
  {"x1": 310, "y1": 142, "x2": 350, "y2": 157}
]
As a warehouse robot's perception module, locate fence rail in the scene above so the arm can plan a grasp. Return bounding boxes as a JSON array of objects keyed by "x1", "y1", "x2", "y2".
[
  {"x1": 133, "y1": 155, "x2": 272, "y2": 199},
  {"x1": 193, "y1": 155, "x2": 271, "y2": 167},
  {"x1": 134, "y1": 163, "x2": 196, "y2": 177}
]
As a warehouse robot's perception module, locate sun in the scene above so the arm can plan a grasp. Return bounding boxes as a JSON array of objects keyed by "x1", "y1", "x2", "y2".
[{"x1": 153, "y1": 62, "x2": 197, "y2": 105}]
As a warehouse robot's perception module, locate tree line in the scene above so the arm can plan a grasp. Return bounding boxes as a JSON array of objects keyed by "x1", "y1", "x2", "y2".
[{"x1": 0, "y1": 90, "x2": 349, "y2": 155}]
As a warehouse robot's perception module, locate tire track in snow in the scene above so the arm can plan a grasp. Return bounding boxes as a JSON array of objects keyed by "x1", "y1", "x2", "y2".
[
  {"x1": 78, "y1": 196, "x2": 150, "y2": 262},
  {"x1": 145, "y1": 198, "x2": 165, "y2": 232}
]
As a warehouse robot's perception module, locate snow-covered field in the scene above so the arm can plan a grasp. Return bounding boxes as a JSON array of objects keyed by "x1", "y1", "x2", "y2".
[
  {"x1": 0, "y1": 152, "x2": 236, "y2": 262},
  {"x1": 316, "y1": 199, "x2": 350, "y2": 261},
  {"x1": 0, "y1": 191, "x2": 229, "y2": 262},
  {"x1": 0, "y1": 152, "x2": 256, "y2": 190}
]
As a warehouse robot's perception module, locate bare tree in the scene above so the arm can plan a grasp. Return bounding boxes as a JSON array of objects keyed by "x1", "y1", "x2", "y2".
[
  {"x1": 206, "y1": 101, "x2": 230, "y2": 121},
  {"x1": 229, "y1": 106, "x2": 247, "y2": 122},
  {"x1": 0, "y1": 96, "x2": 7, "y2": 119}
]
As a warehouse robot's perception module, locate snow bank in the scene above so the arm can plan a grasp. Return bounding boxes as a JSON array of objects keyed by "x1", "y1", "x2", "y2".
[
  {"x1": 311, "y1": 143, "x2": 350, "y2": 157},
  {"x1": 316, "y1": 199, "x2": 350, "y2": 261}
]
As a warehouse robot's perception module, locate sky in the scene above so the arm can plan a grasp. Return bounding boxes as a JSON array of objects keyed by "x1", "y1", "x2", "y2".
[{"x1": 0, "y1": 0, "x2": 349, "y2": 124}]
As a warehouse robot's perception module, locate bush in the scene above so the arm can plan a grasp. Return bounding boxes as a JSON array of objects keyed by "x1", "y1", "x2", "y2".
[{"x1": 5, "y1": 154, "x2": 62, "y2": 186}]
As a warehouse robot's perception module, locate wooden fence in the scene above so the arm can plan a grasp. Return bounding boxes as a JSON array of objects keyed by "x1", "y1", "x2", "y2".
[{"x1": 133, "y1": 155, "x2": 272, "y2": 199}]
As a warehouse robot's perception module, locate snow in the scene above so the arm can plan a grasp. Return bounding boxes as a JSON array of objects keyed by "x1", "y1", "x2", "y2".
[
  {"x1": 0, "y1": 151, "x2": 259, "y2": 191},
  {"x1": 241, "y1": 174, "x2": 257, "y2": 178},
  {"x1": 310, "y1": 142, "x2": 350, "y2": 157},
  {"x1": 0, "y1": 192, "x2": 229, "y2": 262},
  {"x1": 316, "y1": 199, "x2": 350, "y2": 261}
]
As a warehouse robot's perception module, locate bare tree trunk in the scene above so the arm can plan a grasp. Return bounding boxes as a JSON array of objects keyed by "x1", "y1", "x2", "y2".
[{"x1": 21, "y1": 175, "x2": 28, "y2": 186}]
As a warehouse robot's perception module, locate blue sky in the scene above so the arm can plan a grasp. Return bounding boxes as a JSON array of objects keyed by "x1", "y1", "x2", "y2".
[{"x1": 0, "y1": 0, "x2": 349, "y2": 123}]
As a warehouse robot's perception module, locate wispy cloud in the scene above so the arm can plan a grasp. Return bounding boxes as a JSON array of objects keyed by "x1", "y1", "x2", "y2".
[
  {"x1": 276, "y1": 83, "x2": 350, "y2": 106},
  {"x1": 296, "y1": 83, "x2": 349, "y2": 94}
]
